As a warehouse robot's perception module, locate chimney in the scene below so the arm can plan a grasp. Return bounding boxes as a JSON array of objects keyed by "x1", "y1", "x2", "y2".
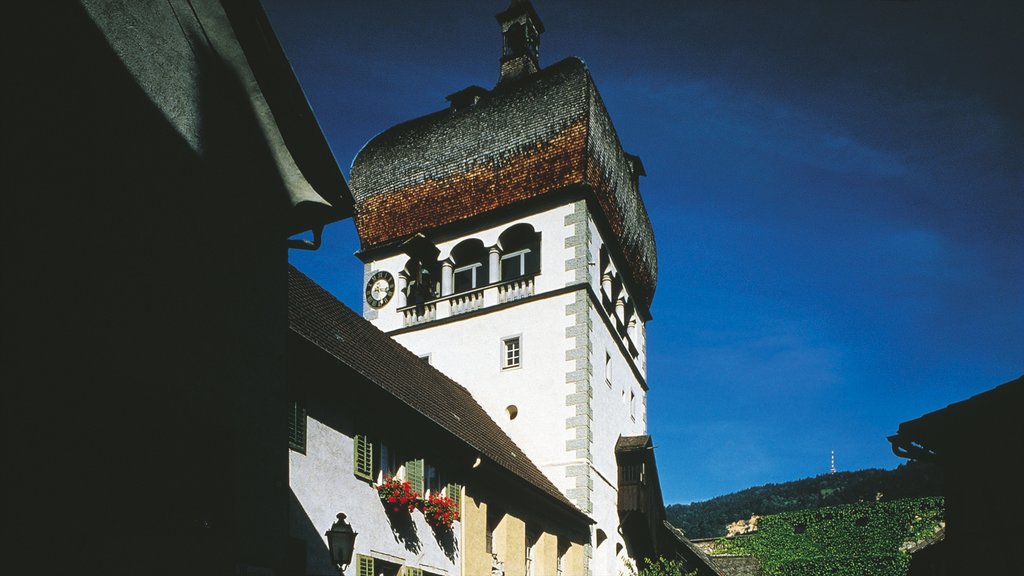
[
  {"x1": 496, "y1": 0, "x2": 545, "y2": 85},
  {"x1": 445, "y1": 86, "x2": 489, "y2": 111}
]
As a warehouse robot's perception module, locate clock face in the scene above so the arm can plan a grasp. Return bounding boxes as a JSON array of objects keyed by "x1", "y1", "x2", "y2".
[{"x1": 365, "y1": 270, "x2": 395, "y2": 309}]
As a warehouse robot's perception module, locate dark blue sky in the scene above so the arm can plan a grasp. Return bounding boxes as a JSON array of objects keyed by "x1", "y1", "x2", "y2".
[{"x1": 267, "y1": 0, "x2": 1023, "y2": 504}]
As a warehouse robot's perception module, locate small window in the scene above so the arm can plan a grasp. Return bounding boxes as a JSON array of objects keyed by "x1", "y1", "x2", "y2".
[
  {"x1": 288, "y1": 399, "x2": 307, "y2": 454},
  {"x1": 498, "y1": 224, "x2": 541, "y2": 280},
  {"x1": 451, "y1": 239, "x2": 489, "y2": 292},
  {"x1": 500, "y1": 248, "x2": 539, "y2": 280},
  {"x1": 630, "y1": 391, "x2": 636, "y2": 421},
  {"x1": 379, "y1": 442, "x2": 401, "y2": 480},
  {"x1": 503, "y1": 336, "x2": 521, "y2": 369},
  {"x1": 424, "y1": 461, "x2": 442, "y2": 494},
  {"x1": 605, "y1": 352, "x2": 612, "y2": 387},
  {"x1": 454, "y1": 262, "x2": 483, "y2": 293}
]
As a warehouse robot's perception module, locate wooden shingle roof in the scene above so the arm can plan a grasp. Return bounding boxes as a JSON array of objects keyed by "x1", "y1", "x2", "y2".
[{"x1": 350, "y1": 57, "x2": 658, "y2": 312}]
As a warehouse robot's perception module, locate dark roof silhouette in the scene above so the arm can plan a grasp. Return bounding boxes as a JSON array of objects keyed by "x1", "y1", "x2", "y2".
[
  {"x1": 288, "y1": 266, "x2": 591, "y2": 522},
  {"x1": 889, "y1": 374, "x2": 1024, "y2": 461},
  {"x1": 350, "y1": 56, "x2": 658, "y2": 312}
]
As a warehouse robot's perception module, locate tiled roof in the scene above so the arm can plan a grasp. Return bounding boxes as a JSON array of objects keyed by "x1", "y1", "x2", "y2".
[
  {"x1": 350, "y1": 57, "x2": 658, "y2": 311},
  {"x1": 287, "y1": 266, "x2": 590, "y2": 522},
  {"x1": 663, "y1": 521, "x2": 729, "y2": 576},
  {"x1": 616, "y1": 434, "x2": 653, "y2": 453}
]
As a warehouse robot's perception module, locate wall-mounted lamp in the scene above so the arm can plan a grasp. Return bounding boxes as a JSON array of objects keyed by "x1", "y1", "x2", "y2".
[{"x1": 326, "y1": 513, "x2": 358, "y2": 573}]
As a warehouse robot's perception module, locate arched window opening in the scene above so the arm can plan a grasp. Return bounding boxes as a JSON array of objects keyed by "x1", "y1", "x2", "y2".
[
  {"x1": 451, "y1": 239, "x2": 489, "y2": 293},
  {"x1": 498, "y1": 223, "x2": 540, "y2": 280},
  {"x1": 403, "y1": 257, "x2": 440, "y2": 304}
]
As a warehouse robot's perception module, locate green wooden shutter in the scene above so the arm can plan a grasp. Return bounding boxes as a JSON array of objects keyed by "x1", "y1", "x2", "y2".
[
  {"x1": 446, "y1": 483, "x2": 463, "y2": 514},
  {"x1": 354, "y1": 435, "x2": 373, "y2": 481},
  {"x1": 402, "y1": 567, "x2": 423, "y2": 576},
  {"x1": 356, "y1": 554, "x2": 374, "y2": 576},
  {"x1": 288, "y1": 400, "x2": 306, "y2": 454},
  {"x1": 405, "y1": 459, "x2": 424, "y2": 493}
]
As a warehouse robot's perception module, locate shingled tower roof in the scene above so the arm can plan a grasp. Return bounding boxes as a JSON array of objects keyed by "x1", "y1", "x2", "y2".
[{"x1": 350, "y1": 1, "x2": 657, "y2": 311}]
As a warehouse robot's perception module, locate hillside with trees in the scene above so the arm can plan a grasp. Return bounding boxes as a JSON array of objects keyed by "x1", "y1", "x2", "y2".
[{"x1": 667, "y1": 461, "x2": 942, "y2": 538}]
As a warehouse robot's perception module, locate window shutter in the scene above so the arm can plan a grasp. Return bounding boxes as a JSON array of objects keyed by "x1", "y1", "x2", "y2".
[
  {"x1": 403, "y1": 567, "x2": 423, "y2": 576},
  {"x1": 356, "y1": 554, "x2": 374, "y2": 576},
  {"x1": 354, "y1": 435, "x2": 373, "y2": 481},
  {"x1": 405, "y1": 459, "x2": 424, "y2": 493},
  {"x1": 446, "y1": 483, "x2": 463, "y2": 514},
  {"x1": 288, "y1": 400, "x2": 306, "y2": 454}
]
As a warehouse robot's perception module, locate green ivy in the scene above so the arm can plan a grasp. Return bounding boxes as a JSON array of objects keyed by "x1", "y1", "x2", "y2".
[
  {"x1": 713, "y1": 497, "x2": 943, "y2": 576},
  {"x1": 626, "y1": 556, "x2": 697, "y2": 576}
]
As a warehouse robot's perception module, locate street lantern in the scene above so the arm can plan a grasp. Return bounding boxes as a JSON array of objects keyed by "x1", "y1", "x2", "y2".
[{"x1": 325, "y1": 513, "x2": 358, "y2": 573}]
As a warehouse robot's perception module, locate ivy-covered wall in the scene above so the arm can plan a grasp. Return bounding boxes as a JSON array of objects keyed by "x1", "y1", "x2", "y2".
[{"x1": 713, "y1": 497, "x2": 944, "y2": 576}]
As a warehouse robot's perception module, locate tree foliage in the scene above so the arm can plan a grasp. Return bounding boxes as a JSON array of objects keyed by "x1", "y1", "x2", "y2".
[
  {"x1": 713, "y1": 497, "x2": 944, "y2": 576},
  {"x1": 667, "y1": 462, "x2": 942, "y2": 538},
  {"x1": 626, "y1": 556, "x2": 697, "y2": 576}
]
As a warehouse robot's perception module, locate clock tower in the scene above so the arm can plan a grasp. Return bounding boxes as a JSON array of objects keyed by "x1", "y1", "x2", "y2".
[{"x1": 351, "y1": 3, "x2": 657, "y2": 574}]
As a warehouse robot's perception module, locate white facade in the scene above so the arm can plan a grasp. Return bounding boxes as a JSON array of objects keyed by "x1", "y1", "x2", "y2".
[
  {"x1": 360, "y1": 200, "x2": 651, "y2": 576},
  {"x1": 290, "y1": 415, "x2": 460, "y2": 576}
]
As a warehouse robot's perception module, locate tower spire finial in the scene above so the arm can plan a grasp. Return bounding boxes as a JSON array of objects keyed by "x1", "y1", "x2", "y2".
[{"x1": 495, "y1": 1, "x2": 545, "y2": 85}]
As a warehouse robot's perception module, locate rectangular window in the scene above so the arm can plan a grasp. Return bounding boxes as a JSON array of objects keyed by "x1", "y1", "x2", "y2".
[
  {"x1": 454, "y1": 262, "x2": 482, "y2": 293},
  {"x1": 424, "y1": 461, "x2": 443, "y2": 495},
  {"x1": 354, "y1": 435, "x2": 373, "y2": 481},
  {"x1": 605, "y1": 352, "x2": 612, "y2": 387},
  {"x1": 502, "y1": 336, "x2": 521, "y2": 369},
  {"x1": 288, "y1": 399, "x2": 307, "y2": 454},
  {"x1": 500, "y1": 248, "x2": 531, "y2": 279},
  {"x1": 379, "y1": 442, "x2": 400, "y2": 479},
  {"x1": 630, "y1": 391, "x2": 636, "y2": 421}
]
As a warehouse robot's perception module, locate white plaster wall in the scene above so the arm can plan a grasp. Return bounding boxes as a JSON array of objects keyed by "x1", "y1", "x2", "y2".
[
  {"x1": 592, "y1": 478, "x2": 630, "y2": 576},
  {"x1": 362, "y1": 203, "x2": 576, "y2": 332},
  {"x1": 392, "y1": 294, "x2": 577, "y2": 489},
  {"x1": 587, "y1": 215, "x2": 648, "y2": 380},
  {"x1": 588, "y1": 301, "x2": 648, "y2": 485},
  {"x1": 290, "y1": 417, "x2": 460, "y2": 576},
  {"x1": 589, "y1": 318, "x2": 648, "y2": 576}
]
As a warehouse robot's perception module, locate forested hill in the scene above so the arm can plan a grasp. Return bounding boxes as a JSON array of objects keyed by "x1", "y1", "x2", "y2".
[{"x1": 666, "y1": 461, "x2": 943, "y2": 539}]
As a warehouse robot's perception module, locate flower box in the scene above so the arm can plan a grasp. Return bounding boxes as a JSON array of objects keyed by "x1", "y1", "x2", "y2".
[{"x1": 376, "y1": 477, "x2": 420, "y2": 514}]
